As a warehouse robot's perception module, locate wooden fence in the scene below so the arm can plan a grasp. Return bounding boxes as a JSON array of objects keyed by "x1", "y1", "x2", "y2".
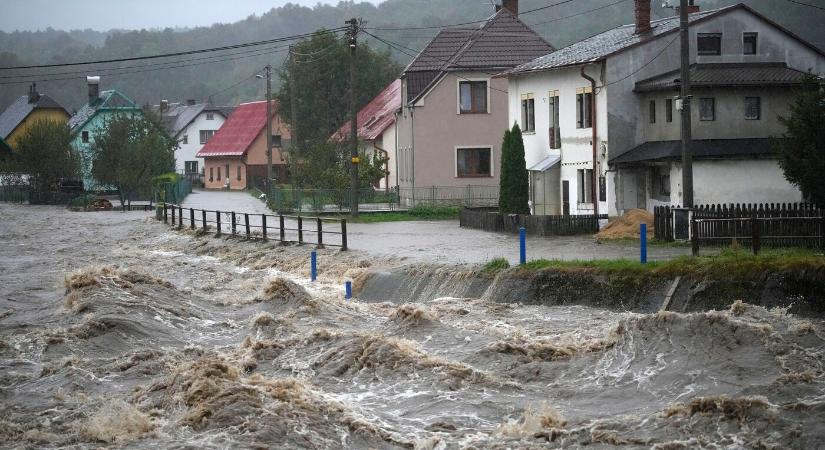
[
  {"x1": 163, "y1": 204, "x2": 347, "y2": 250},
  {"x1": 460, "y1": 207, "x2": 607, "y2": 236}
]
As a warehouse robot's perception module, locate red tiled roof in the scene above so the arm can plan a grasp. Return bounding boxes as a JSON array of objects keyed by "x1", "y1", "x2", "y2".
[
  {"x1": 197, "y1": 100, "x2": 275, "y2": 157},
  {"x1": 333, "y1": 79, "x2": 401, "y2": 142}
]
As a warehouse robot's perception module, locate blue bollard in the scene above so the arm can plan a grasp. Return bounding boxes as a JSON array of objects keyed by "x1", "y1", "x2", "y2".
[
  {"x1": 519, "y1": 227, "x2": 526, "y2": 265},
  {"x1": 311, "y1": 251, "x2": 317, "y2": 282},
  {"x1": 640, "y1": 223, "x2": 648, "y2": 264},
  {"x1": 345, "y1": 281, "x2": 352, "y2": 299}
]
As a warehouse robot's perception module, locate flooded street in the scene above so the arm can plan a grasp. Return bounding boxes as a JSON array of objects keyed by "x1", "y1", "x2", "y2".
[{"x1": 1, "y1": 204, "x2": 824, "y2": 449}]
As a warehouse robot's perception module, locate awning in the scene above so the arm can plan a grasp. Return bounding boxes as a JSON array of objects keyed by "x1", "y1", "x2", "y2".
[{"x1": 527, "y1": 153, "x2": 561, "y2": 172}]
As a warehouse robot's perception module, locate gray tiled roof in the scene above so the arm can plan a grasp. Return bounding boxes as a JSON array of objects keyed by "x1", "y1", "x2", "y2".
[
  {"x1": 508, "y1": 6, "x2": 731, "y2": 75},
  {"x1": 610, "y1": 138, "x2": 776, "y2": 165},
  {"x1": 634, "y1": 63, "x2": 813, "y2": 92},
  {"x1": 151, "y1": 102, "x2": 230, "y2": 137},
  {"x1": 0, "y1": 94, "x2": 68, "y2": 139},
  {"x1": 68, "y1": 90, "x2": 138, "y2": 131}
]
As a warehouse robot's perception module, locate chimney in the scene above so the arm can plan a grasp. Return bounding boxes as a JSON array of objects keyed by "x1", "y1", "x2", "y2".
[
  {"x1": 27, "y1": 83, "x2": 40, "y2": 104},
  {"x1": 86, "y1": 76, "x2": 100, "y2": 104},
  {"x1": 160, "y1": 99, "x2": 169, "y2": 112},
  {"x1": 495, "y1": 0, "x2": 518, "y2": 15},
  {"x1": 187, "y1": 99, "x2": 196, "y2": 106},
  {"x1": 635, "y1": 0, "x2": 651, "y2": 34},
  {"x1": 677, "y1": 0, "x2": 700, "y2": 14}
]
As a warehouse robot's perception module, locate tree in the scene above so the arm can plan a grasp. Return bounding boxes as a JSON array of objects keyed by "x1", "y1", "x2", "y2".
[
  {"x1": 0, "y1": 119, "x2": 79, "y2": 203},
  {"x1": 774, "y1": 76, "x2": 825, "y2": 207},
  {"x1": 91, "y1": 113, "x2": 176, "y2": 208},
  {"x1": 499, "y1": 123, "x2": 530, "y2": 214},
  {"x1": 288, "y1": 140, "x2": 386, "y2": 190}
]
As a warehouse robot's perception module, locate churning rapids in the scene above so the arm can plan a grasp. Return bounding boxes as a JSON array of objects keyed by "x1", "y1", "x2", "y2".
[{"x1": 1, "y1": 204, "x2": 824, "y2": 449}]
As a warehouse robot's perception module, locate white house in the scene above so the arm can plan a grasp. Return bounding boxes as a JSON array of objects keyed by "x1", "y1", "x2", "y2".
[
  {"x1": 505, "y1": 1, "x2": 825, "y2": 216},
  {"x1": 154, "y1": 101, "x2": 231, "y2": 183}
]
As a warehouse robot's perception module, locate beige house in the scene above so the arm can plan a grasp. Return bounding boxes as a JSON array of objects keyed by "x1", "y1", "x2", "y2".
[{"x1": 395, "y1": 0, "x2": 554, "y2": 206}]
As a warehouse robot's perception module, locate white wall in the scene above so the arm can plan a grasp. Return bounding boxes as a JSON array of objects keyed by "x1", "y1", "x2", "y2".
[
  {"x1": 176, "y1": 111, "x2": 226, "y2": 175},
  {"x1": 669, "y1": 159, "x2": 802, "y2": 206}
]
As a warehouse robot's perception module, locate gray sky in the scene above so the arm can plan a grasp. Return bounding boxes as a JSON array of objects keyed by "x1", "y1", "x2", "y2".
[{"x1": 0, "y1": 0, "x2": 381, "y2": 32}]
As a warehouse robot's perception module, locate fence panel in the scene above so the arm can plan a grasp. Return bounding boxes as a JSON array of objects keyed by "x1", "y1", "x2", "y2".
[{"x1": 460, "y1": 207, "x2": 606, "y2": 236}]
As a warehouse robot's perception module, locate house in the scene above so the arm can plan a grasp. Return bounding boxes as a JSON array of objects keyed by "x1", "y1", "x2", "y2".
[
  {"x1": 196, "y1": 100, "x2": 290, "y2": 190},
  {"x1": 0, "y1": 83, "x2": 70, "y2": 149},
  {"x1": 505, "y1": 1, "x2": 825, "y2": 216},
  {"x1": 68, "y1": 76, "x2": 143, "y2": 190},
  {"x1": 332, "y1": 79, "x2": 401, "y2": 191},
  {"x1": 396, "y1": 0, "x2": 554, "y2": 205},
  {"x1": 152, "y1": 100, "x2": 232, "y2": 184},
  {"x1": 0, "y1": 136, "x2": 11, "y2": 161}
]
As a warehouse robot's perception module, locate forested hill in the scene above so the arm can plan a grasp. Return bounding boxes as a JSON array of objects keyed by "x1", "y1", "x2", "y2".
[{"x1": 1, "y1": 0, "x2": 822, "y2": 113}]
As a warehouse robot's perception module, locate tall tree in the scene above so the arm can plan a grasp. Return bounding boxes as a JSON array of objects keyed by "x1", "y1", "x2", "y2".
[
  {"x1": 91, "y1": 113, "x2": 176, "y2": 208},
  {"x1": 1, "y1": 119, "x2": 79, "y2": 203},
  {"x1": 774, "y1": 77, "x2": 825, "y2": 207},
  {"x1": 499, "y1": 124, "x2": 530, "y2": 214}
]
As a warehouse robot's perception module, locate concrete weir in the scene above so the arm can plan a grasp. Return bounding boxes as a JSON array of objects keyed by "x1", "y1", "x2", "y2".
[{"x1": 357, "y1": 265, "x2": 825, "y2": 317}]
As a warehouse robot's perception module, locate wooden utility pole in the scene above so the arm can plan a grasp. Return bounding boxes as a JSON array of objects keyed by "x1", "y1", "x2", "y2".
[
  {"x1": 265, "y1": 64, "x2": 274, "y2": 193},
  {"x1": 288, "y1": 47, "x2": 299, "y2": 154},
  {"x1": 679, "y1": 0, "x2": 694, "y2": 208},
  {"x1": 346, "y1": 18, "x2": 359, "y2": 217}
]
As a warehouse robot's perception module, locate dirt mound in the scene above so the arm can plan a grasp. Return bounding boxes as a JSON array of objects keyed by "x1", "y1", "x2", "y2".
[{"x1": 596, "y1": 208, "x2": 654, "y2": 240}]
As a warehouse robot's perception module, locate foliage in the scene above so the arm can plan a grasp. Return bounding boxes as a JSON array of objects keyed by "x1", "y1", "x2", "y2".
[
  {"x1": 288, "y1": 140, "x2": 387, "y2": 190},
  {"x1": 499, "y1": 123, "x2": 530, "y2": 214},
  {"x1": 483, "y1": 257, "x2": 511, "y2": 273},
  {"x1": 275, "y1": 29, "x2": 401, "y2": 149},
  {"x1": 91, "y1": 113, "x2": 176, "y2": 208},
  {"x1": 352, "y1": 204, "x2": 460, "y2": 223},
  {"x1": 774, "y1": 76, "x2": 825, "y2": 207},
  {"x1": 0, "y1": 119, "x2": 79, "y2": 203}
]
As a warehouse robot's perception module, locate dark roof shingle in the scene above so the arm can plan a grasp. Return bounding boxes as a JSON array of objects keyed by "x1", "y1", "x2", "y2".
[
  {"x1": 610, "y1": 138, "x2": 777, "y2": 165},
  {"x1": 634, "y1": 63, "x2": 814, "y2": 92},
  {"x1": 0, "y1": 94, "x2": 68, "y2": 139}
]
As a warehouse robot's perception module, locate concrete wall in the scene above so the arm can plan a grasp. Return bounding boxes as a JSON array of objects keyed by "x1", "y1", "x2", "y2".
[
  {"x1": 396, "y1": 71, "x2": 508, "y2": 190},
  {"x1": 175, "y1": 111, "x2": 226, "y2": 176}
]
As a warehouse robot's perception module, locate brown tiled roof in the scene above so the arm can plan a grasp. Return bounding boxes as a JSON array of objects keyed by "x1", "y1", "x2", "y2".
[{"x1": 634, "y1": 63, "x2": 813, "y2": 92}]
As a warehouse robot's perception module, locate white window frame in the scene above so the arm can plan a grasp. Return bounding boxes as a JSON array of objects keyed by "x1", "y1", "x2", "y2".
[
  {"x1": 456, "y1": 77, "x2": 491, "y2": 115},
  {"x1": 454, "y1": 145, "x2": 494, "y2": 178}
]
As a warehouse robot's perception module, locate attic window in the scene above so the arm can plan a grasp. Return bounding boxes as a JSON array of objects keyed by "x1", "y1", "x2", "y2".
[
  {"x1": 81, "y1": 131, "x2": 89, "y2": 143},
  {"x1": 206, "y1": 112, "x2": 214, "y2": 120},
  {"x1": 364, "y1": 116, "x2": 378, "y2": 128},
  {"x1": 743, "y1": 32, "x2": 758, "y2": 55},
  {"x1": 697, "y1": 33, "x2": 721, "y2": 56}
]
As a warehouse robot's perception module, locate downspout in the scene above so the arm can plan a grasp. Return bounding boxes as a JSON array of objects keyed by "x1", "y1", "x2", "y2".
[
  {"x1": 394, "y1": 109, "x2": 400, "y2": 192},
  {"x1": 580, "y1": 65, "x2": 599, "y2": 220},
  {"x1": 410, "y1": 106, "x2": 416, "y2": 203}
]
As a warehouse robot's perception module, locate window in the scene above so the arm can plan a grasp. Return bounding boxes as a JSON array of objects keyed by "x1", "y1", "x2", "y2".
[
  {"x1": 81, "y1": 131, "x2": 89, "y2": 143},
  {"x1": 182, "y1": 134, "x2": 188, "y2": 145},
  {"x1": 549, "y1": 91, "x2": 561, "y2": 149},
  {"x1": 217, "y1": 166, "x2": 221, "y2": 181},
  {"x1": 209, "y1": 167, "x2": 214, "y2": 182},
  {"x1": 745, "y1": 97, "x2": 761, "y2": 120},
  {"x1": 458, "y1": 80, "x2": 487, "y2": 114},
  {"x1": 577, "y1": 169, "x2": 593, "y2": 204},
  {"x1": 199, "y1": 130, "x2": 215, "y2": 144},
  {"x1": 653, "y1": 166, "x2": 670, "y2": 196},
  {"x1": 237, "y1": 165, "x2": 242, "y2": 181},
  {"x1": 699, "y1": 97, "x2": 715, "y2": 121},
  {"x1": 576, "y1": 89, "x2": 592, "y2": 129},
  {"x1": 185, "y1": 161, "x2": 198, "y2": 174},
  {"x1": 272, "y1": 134, "x2": 282, "y2": 147},
  {"x1": 666, "y1": 98, "x2": 673, "y2": 122},
  {"x1": 520, "y1": 94, "x2": 535, "y2": 132},
  {"x1": 206, "y1": 112, "x2": 214, "y2": 120},
  {"x1": 649, "y1": 100, "x2": 656, "y2": 124},
  {"x1": 456, "y1": 147, "x2": 491, "y2": 177},
  {"x1": 697, "y1": 33, "x2": 722, "y2": 55},
  {"x1": 743, "y1": 32, "x2": 758, "y2": 55}
]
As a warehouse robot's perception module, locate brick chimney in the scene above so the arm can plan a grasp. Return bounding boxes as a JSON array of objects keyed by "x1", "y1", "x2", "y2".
[
  {"x1": 495, "y1": 0, "x2": 518, "y2": 16},
  {"x1": 27, "y1": 83, "x2": 40, "y2": 104},
  {"x1": 86, "y1": 76, "x2": 100, "y2": 105},
  {"x1": 634, "y1": 0, "x2": 652, "y2": 34},
  {"x1": 677, "y1": 0, "x2": 700, "y2": 14}
]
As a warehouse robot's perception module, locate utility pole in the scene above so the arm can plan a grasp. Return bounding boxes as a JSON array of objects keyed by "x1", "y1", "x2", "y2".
[
  {"x1": 346, "y1": 18, "x2": 359, "y2": 218},
  {"x1": 679, "y1": 0, "x2": 694, "y2": 208},
  {"x1": 288, "y1": 46, "x2": 299, "y2": 155},
  {"x1": 265, "y1": 64, "x2": 274, "y2": 194}
]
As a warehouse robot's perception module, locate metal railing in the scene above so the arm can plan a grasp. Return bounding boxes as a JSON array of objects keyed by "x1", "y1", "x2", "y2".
[{"x1": 163, "y1": 203, "x2": 347, "y2": 249}]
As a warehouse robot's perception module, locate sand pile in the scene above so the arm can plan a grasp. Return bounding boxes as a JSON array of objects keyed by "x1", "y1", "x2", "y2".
[{"x1": 596, "y1": 209, "x2": 654, "y2": 240}]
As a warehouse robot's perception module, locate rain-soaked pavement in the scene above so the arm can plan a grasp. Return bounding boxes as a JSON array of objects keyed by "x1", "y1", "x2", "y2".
[{"x1": 181, "y1": 189, "x2": 691, "y2": 264}]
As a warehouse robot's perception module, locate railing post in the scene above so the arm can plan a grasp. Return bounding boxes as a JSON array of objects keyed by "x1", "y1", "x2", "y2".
[
  {"x1": 311, "y1": 250, "x2": 317, "y2": 282},
  {"x1": 163, "y1": 203, "x2": 168, "y2": 224},
  {"x1": 231, "y1": 212, "x2": 236, "y2": 235},
  {"x1": 279, "y1": 215, "x2": 285, "y2": 242},
  {"x1": 298, "y1": 216, "x2": 303, "y2": 244},
  {"x1": 244, "y1": 213, "x2": 251, "y2": 238},
  {"x1": 202, "y1": 210, "x2": 207, "y2": 231},
  {"x1": 519, "y1": 226, "x2": 526, "y2": 265},
  {"x1": 190, "y1": 208, "x2": 195, "y2": 230},
  {"x1": 640, "y1": 223, "x2": 647, "y2": 264},
  {"x1": 216, "y1": 210, "x2": 222, "y2": 236},
  {"x1": 341, "y1": 219, "x2": 348, "y2": 251},
  {"x1": 752, "y1": 213, "x2": 761, "y2": 255},
  {"x1": 317, "y1": 218, "x2": 323, "y2": 248},
  {"x1": 171, "y1": 205, "x2": 175, "y2": 226},
  {"x1": 262, "y1": 215, "x2": 267, "y2": 241},
  {"x1": 178, "y1": 205, "x2": 183, "y2": 230},
  {"x1": 691, "y1": 217, "x2": 699, "y2": 256}
]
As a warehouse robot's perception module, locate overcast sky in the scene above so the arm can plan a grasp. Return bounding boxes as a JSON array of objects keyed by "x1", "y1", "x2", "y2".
[{"x1": 0, "y1": 0, "x2": 381, "y2": 32}]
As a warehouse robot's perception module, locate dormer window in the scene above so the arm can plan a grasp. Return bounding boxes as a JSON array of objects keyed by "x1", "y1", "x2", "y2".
[
  {"x1": 697, "y1": 33, "x2": 722, "y2": 56},
  {"x1": 206, "y1": 112, "x2": 214, "y2": 120},
  {"x1": 743, "y1": 32, "x2": 758, "y2": 55}
]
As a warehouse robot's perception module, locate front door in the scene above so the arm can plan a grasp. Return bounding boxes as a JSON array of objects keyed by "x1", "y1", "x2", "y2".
[{"x1": 562, "y1": 180, "x2": 570, "y2": 216}]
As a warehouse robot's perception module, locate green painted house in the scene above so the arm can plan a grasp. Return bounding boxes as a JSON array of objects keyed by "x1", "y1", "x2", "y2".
[{"x1": 68, "y1": 76, "x2": 142, "y2": 190}]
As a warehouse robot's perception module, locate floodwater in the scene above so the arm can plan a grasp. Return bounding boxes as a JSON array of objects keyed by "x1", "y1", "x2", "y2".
[{"x1": 1, "y1": 204, "x2": 824, "y2": 449}]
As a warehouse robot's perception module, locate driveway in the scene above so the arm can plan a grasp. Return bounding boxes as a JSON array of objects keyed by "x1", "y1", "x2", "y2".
[{"x1": 181, "y1": 189, "x2": 690, "y2": 265}]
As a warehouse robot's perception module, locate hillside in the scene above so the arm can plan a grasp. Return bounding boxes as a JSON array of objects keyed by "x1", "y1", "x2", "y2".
[{"x1": 1, "y1": 0, "x2": 822, "y2": 113}]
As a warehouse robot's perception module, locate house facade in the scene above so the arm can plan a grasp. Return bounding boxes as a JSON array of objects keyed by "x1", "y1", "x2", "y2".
[
  {"x1": 0, "y1": 83, "x2": 70, "y2": 149},
  {"x1": 153, "y1": 100, "x2": 231, "y2": 183},
  {"x1": 68, "y1": 76, "x2": 143, "y2": 190},
  {"x1": 396, "y1": 0, "x2": 554, "y2": 205},
  {"x1": 506, "y1": 1, "x2": 825, "y2": 216},
  {"x1": 333, "y1": 79, "x2": 401, "y2": 191},
  {"x1": 196, "y1": 100, "x2": 289, "y2": 190}
]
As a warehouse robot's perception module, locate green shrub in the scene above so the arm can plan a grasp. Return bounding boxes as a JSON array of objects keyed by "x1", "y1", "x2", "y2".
[
  {"x1": 408, "y1": 204, "x2": 460, "y2": 219},
  {"x1": 68, "y1": 194, "x2": 93, "y2": 208},
  {"x1": 483, "y1": 257, "x2": 510, "y2": 272}
]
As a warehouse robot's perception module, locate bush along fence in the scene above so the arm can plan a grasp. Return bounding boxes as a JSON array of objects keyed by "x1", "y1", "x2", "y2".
[
  {"x1": 460, "y1": 207, "x2": 607, "y2": 236},
  {"x1": 155, "y1": 178, "x2": 192, "y2": 205},
  {"x1": 161, "y1": 203, "x2": 347, "y2": 250}
]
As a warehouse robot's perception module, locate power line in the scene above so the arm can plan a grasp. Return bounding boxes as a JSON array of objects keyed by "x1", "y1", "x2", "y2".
[
  {"x1": 785, "y1": 0, "x2": 825, "y2": 11},
  {"x1": 521, "y1": 0, "x2": 581, "y2": 15},
  {"x1": 204, "y1": 70, "x2": 262, "y2": 101},
  {"x1": 601, "y1": 33, "x2": 679, "y2": 88},
  {"x1": 0, "y1": 28, "x2": 347, "y2": 71},
  {"x1": 528, "y1": 0, "x2": 631, "y2": 27}
]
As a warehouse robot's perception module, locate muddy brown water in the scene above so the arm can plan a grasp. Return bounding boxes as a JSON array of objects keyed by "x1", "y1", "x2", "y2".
[{"x1": 1, "y1": 204, "x2": 824, "y2": 449}]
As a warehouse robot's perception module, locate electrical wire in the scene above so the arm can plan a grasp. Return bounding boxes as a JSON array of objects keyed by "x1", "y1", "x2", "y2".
[
  {"x1": 203, "y1": 70, "x2": 262, "y2": 100},
  {"x1": 601, "y1": 33, "x2": 679, "y2": 88},
  {"x1": 528, "y1": 0, "x2": 632, "y2": 27},
  {"x1": 785, "y1": 0, "x2": 825, "y2": 11}
]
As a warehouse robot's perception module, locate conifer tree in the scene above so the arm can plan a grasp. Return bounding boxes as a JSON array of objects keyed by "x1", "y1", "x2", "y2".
[
  {"x1": 499, "y1": 123, "x2": 530, "y2": 214},
  {"x1": 498, "y1": 128, "x2": 512, "y2": 213}
]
